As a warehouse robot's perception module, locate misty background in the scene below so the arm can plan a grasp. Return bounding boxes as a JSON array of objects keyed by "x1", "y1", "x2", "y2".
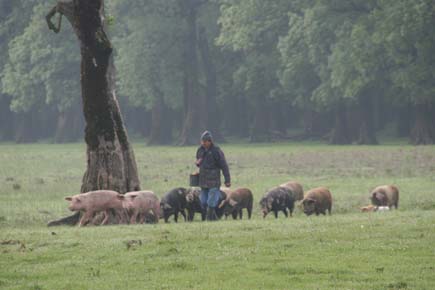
[{"x1": 0, "y1": 0, "x2": 434, "y2": 145}]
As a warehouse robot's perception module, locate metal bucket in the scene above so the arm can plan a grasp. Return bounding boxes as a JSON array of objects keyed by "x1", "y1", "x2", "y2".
[{"x1": 189, "y1": 173, "x2": 200, "y2": 187}]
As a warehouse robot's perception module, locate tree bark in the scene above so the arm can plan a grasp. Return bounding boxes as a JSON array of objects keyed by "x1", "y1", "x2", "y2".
[
  {"x1": 410, "y1": 103, "x2": 435, "y2": 145},
  {"x1": 178, "y1": 1, "x2": 206, "y2": 145},
  {"x1": 46, "y1": 0, "x2": 140, "y2": 226}
]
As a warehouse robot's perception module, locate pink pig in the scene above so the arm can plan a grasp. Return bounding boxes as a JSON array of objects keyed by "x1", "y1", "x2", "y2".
[
  {"x1": 118, "y1": 191, "x2": 161, "y2": 224},
  {"x1": 65, "y1": 190, "x2": 124, "y2": 226}
]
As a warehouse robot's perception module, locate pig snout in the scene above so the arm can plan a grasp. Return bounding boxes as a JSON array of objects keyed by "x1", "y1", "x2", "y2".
[{"x1": 66, "y1": 198, "x2": 83, "y2": 212}]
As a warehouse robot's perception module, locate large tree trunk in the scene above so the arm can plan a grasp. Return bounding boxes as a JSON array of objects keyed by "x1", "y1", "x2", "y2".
[
  {"x1": 410, "y1": 103, "x2": 435, "y2": 145},
  {"x1": 46, "y1": 0, "x2": 140, "y2": 226},
  {"x1": 330, "y1": 104, "x2": 351, "y2": 145},
  {"x1": 198, "y1": 26, "x2": 224, "y2": 142},
  {"x1": 178, "y1": 1, "x2": 206, "y2": 145}
]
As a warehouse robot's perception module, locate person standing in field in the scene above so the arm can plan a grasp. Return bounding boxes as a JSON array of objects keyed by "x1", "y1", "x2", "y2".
[{"x1": 195, "y1": 131, "x2": 231, "y2": 221}]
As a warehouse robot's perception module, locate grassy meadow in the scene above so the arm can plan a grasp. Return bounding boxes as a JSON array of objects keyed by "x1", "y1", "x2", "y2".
[{"x1": 0, "y1": 142, "x2": 435, "y2": 289}]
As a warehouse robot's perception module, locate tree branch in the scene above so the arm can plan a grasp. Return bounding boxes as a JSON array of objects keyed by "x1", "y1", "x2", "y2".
[{"x1": 46, "y1": 1, "x2": 74, "y2": 33}]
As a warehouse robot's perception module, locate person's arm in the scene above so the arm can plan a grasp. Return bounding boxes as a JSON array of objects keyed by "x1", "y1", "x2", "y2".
[
  {"x1": 217, "y1": 149, "x2": 231, "y2": 186},
  {"x1": 195, "y1": 147, "x2": 204, "y2": 167}
]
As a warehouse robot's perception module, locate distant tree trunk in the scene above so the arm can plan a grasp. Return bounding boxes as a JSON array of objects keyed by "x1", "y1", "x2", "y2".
[
  {"x1": 198, "y1": 26, "x2": 224, "y2": 142},
  {"x1": 410, "y1": 103, "x2": 435, "y2": 145},
  {"x1": 0, "y1": 95, "x2": 14, "y2": 141},
  {"x1": 330, "y1": 103, "x2": 351, "y2": 145},
  {"x1": 178, "y1": 1, "x2": 206, "y2": 145},
  {"x1": 46, "y1": 0, "x2": 140, "y2": 226},
  {"x1": 148, "y1": 95, "x2": 172, "y2": 145},
  {"x1": 357, "y1": 94, "x2": 378, "y2": 145},
  {"x1": 14, "y1": 112, "x2": 37, "y2": 143},
  {"x1": 396, "y1": 104, "x2": 412, "y2": 137},
  {"x1": 54, "y1": 102, "x2": 83, "y2": 143},
  {"x1": 250, "y1": 97, "x2": 270, "y2": 142}
]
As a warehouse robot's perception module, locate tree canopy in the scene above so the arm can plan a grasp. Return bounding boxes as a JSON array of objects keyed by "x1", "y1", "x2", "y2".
[{"x1": 1, "y1": 0, "x2": 434, "y2": 144}]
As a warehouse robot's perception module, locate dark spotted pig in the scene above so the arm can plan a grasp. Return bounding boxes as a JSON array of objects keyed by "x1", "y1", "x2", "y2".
[
  {"x1": 185, "y1": 188, "x2": 206, "y2": 221},
  {"x1": 260, "y1": 187, "x2": 295, "y2": 218},
  {"x1": 370, "y1": 185, "x2": 399, "y2": 209},
  {"x1": 279, "y1": 181, "x2": 304, "y2": 201},
  {"x1": 218, "y1": 188, "x2": 253, "y2": 220},
  {"x1": 160, "y1": 187, "x2": 187, "y2": 223},
  {"x1": 301, "y1": 187, "x2": 332, "y2": 216},
  {"x1": 185, "y1": 188, "x2": 227, "y2": 221}
]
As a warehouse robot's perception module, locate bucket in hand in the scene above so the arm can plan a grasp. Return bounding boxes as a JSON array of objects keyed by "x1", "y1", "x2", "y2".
[{"x1": 189, "y1": 172, "x2": 200, "y2": 187}]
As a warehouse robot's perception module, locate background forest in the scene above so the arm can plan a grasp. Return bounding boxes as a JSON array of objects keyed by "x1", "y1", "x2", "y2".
[{"x1": 1, "y1": 0, "x2": 434, "y2": 145}]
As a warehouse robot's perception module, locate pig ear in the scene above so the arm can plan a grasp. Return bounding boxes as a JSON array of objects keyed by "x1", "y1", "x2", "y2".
[
  {"x1": 117, "y1": 194, "x2": 125, "y2": 200},
  {"x1": 229, "y1": 199, "x2": 238, "y2": 207},
  {"x1": 163, "y1": 203, "x2": 172, "y2": 209},
  {"x1": 178, "y1": 189, "x2": 185, "y2": 195},
  {"x1": 65, "y1": 196, "x2": 72, "y2": 201},
  {"x1": 130, "y1": 194, "x2": 138, "y2": 199},
  {"x1": 218, "y1": 200, "x2": 226, "y2": 209}
]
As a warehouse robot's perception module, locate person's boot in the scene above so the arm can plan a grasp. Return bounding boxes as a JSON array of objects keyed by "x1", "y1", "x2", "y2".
[
  {"x1": 206, "y1": 207, "x2": 217, "y2": 221},
  {"x1": 211, "y1": 208, "x2": 218, "y2": 221}
]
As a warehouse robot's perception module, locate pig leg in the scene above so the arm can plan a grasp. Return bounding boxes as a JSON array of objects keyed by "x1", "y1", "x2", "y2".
[
  {"x1": 101, "y1": 210, "x2": 112, "y2": 225},
  {"x1": 130, "y1": 209, "x2": 139, "y2": 224},
  {"x1": 139, "y1": 211, "x2": 149, "y2": 224},
  {"x1": 283, "y1": 208, "x2": 289, "y2": 217},
  {"x1": 247, "y1": 206, "x2": 252, "y2": 219},
  {"x1": 78, "y1": 211, "x2": 93, "y2": 227},
  {"x1": 150, "y1": 209, "x2": 159, "y2": 224},
  {"x1": 180, "y1": 209, "x2": 187, "y2": 221},
  {"x1": 274, "y1": 210, "x2": 278, "y2": 219},
  {"x1": 231, "y1": 211, "x2": 237, "y2": 220},
  {"x1": 174, "y1": 211, "x2": 179, "y2": 223},
  {"x1": 239, "y1": 209, "x2": 243, "y2": 220}
]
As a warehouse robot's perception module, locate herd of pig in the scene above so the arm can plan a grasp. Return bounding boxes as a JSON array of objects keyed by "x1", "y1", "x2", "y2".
[{"x1": 64, "y1": 182, "x2": 399, "y2": 226}]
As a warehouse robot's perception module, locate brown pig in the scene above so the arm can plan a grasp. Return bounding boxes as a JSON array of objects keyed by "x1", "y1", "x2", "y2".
[
  {"x1": 370, "y1": 185, "x2": 399, "y2": 209},
  {"x1": 64, "y1": 190, "x2": 124, "y2": 226},
  {"x1": 118, "y1": 191, "x2": 160, "y2": 224},
  {"x1": 218, "y1": 188, "x2": 253, "y2": 219},
  {"x1": 301, "y1": 187, "x2": 332, "y2": 216},
  {"x1": 279, "y1": 181, "x2": 304, "y2": 201}
]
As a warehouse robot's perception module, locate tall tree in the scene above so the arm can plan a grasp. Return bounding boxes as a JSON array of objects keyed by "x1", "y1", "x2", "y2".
[
  {"x1": 373, "y1": 0, "x2": 435, "y2": 144},
  {"x1": 45, "y1": 0, "x2": 140, "y2": 225}
]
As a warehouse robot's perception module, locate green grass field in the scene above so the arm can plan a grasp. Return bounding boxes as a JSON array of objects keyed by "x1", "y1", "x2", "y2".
[{"x1": 1, "y1": 142, "x2": 435, "y2": 289}]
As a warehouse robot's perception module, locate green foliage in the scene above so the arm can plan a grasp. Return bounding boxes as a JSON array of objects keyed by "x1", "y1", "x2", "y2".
[
  {"x1": 109, "y1": 0, "x2": 184, "y2": 110},
  {"x1": 1, "y1": 3, "x2": 79, "y2": 113},
  {"x1": 1, "y1": 0, "x2": 435, "y2": 142},
  {"x1": 373, "y1": 0, "x2": 435, "y2": 104}
]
